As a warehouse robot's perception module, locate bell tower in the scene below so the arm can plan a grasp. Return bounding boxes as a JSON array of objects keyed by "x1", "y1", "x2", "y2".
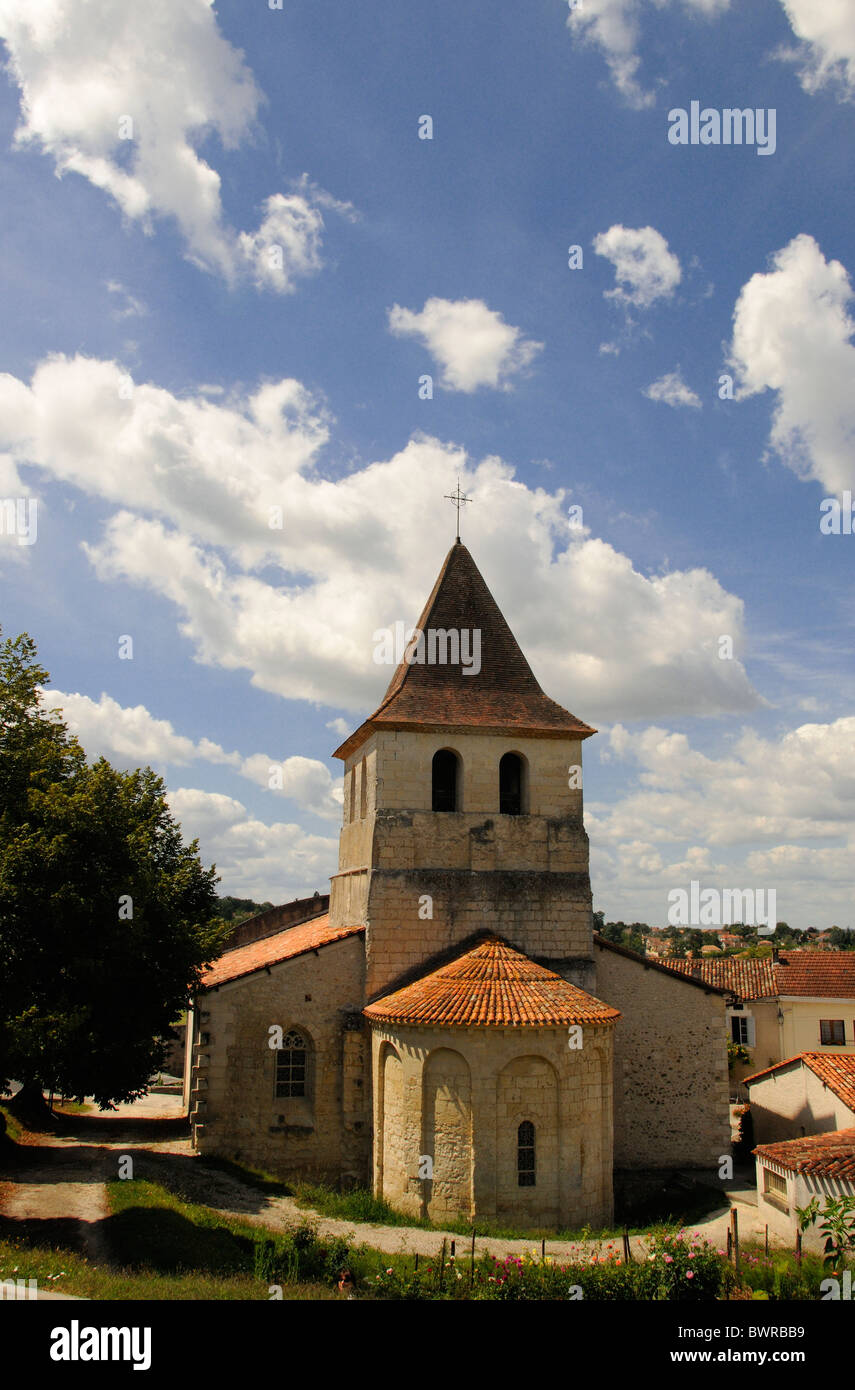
[{"x1": 329, "y1": 541, "x2": 597, "y2": 999}]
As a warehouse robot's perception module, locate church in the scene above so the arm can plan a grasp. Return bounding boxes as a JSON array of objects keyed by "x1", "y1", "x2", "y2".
[{"x1": 186, "y1": 539, "x2": 731, "y2": 1228}]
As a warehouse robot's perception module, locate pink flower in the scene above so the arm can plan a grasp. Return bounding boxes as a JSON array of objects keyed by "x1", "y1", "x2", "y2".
[
  {"x1": 663, "y1": 1255, "x2": 673, "y2": 1264},
  {"x1": 686, "y1": 1271, "x2": 694, "y2": 1279}
]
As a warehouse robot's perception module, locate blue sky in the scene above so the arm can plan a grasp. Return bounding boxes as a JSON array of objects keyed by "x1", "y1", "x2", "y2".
[{"x1": 0, "y1": 0, "x2": 853, "y2": 928}]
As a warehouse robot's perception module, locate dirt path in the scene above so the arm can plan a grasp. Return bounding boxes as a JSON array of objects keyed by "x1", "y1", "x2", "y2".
[{"x1": 0, "y1": 1094, "x2": 777, "y2": 1268}]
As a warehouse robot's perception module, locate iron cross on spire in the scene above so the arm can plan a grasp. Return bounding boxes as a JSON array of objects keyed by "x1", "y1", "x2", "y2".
[{"x1": 444, "y1": 477, "x2": 472, "y2": 542}]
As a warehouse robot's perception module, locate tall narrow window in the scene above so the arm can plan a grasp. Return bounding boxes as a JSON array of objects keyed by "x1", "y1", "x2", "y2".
[
  {"x1": 518, "y1": 1121, "x2": 535, "y2": 1187},
  {"x1": 348, "y1": 767, "x2": 355, "y2": 823},
  {"x1": 432, "y1": 749, "x2": 459, "y2": 812},
  {"x1": 275, "y1": 1030, "x2": 308, "y2": 1098},
  {"x1": 500, "y1": 752, "x2": 523, "y2": 815},
  {"x1": 359, "y1": 755, "x2": 367, "y2": 819}
]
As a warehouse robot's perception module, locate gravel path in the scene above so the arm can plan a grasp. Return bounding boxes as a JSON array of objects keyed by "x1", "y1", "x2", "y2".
[{"x1": 0, "y1": 1094, "x2": 778, "y2": 1269}]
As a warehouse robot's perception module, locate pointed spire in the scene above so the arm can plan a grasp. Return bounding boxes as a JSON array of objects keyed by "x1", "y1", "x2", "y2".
[{"x1": 334, "y1": 541, "x2": 595, "y2": 759}]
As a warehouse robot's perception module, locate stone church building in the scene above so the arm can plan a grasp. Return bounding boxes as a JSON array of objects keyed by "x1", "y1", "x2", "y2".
[{"x1": 187, "y1": 541, "x2": 730, "y2": 1227}]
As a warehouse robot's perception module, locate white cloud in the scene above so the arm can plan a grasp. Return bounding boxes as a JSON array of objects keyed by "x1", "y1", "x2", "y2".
[
  {"x1": 566, "y1": 0, "x2": 731, "y2": 109},
  {"x1": 727, "y1": 234, "x2": 855, "y2": 494},
  {"x1": 567, "y1": 1, "x2": 855, "y2": 107},
  {"x1": 0, "y1": 0, "x2": 351, "y2": 288},
  {"x1": 40, "y1": 688, "x2": 238, "y2": 768},
  {"x1": 590, "y1": 716, "x2": 855, "y2": 927},
  {"x1": 644, "y1": 369, "x2": 702, "y2": 409},
  {"x1": 0, "y1": 354, "x2": 763, "y2": 723},
  {"x1": 166, "y1": 787, "x2": 337, "y2": 902},
  {"x1": 239, "y1": 753, "x2": 342, "y2": 820},
  {"x1": 593, "y1": 225, "x2": 682, "y2": 310},
  {"x1": 778, "y1": 0, "x2": 855, "y2": 97},
  {"x1": 387, "y1": 297, "x2": 543, "y2": 392},
  {"x1": 39, "y1": 688, "x2": 342, "y2": 819}
]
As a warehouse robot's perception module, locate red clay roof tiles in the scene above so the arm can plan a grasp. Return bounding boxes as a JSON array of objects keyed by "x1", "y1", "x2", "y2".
[
  {"x1": 744, "y1": 1052, "x2": 855, "y2": 1112},
  {"x1": 334, "y1": 542, "x2": 595, "y2": 760},
  {"x1": 363, "y1": 935, "x2": 621, "y2": 1028},
  {"x1": 202, "y1": 914, "x2": 363, "y2": 987},
  {"x1": 658, "y1": 955, "x2": 777, "y2": 1000},
  {"x1": 754, "y1": 1127, "x2": 855, "y2": 1179}
]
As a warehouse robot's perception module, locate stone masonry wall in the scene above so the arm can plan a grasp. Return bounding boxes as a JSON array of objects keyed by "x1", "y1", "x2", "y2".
[
  {"x1": 370, "y1": 1023, "x2": 614, "y2": 1228},
  {"x1": 191, "y1": 935, "x2": 369, "y2": 1184},
  {"x1": 365, "y1": 868, "x2": 593, "y2": 998},
  {"x1": 595, "y1": 941, "x2": 731, "y2": 1170}
]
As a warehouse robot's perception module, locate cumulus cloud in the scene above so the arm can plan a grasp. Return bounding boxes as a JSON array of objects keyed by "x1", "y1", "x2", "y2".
[
  {"x1": 644, "y1": 369, "x2": 702, "y2": 409},
  {"x1": 593, "y1": 225, "x2": 682, "y2": 310},
  {"x1": 590, "y1": 716, "x2": 855, "y2": 927},
  {"x1": 387, "y1": 297, "x2": 543, "y2": 392},
  {"x1": 39, "y1": 688, "x2": 342, "y2": 819},
  {"x1": 727, "y1": 234, "x2": 855, "y2": 494},
  {"x1": 166, "y1": 787, "x2": 337, "y2": 902},
  {"x1": 566, "y1": 0, "x2": 731, "y2": 109},
  {"x1": 567, "y1": 1, "x2": 855, "y2": 108},
  {"x1": 0, "y1": 353, "x2": 763, "y2": 723},
  {"x1": 778, "y1": 0, "x2": 855, "y2": 97},
  {"x1": 0, "y1": 0, "x2": 352, "y2": 288}
]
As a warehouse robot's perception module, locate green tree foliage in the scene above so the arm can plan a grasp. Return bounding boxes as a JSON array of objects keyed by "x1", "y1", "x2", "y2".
[
  {"x1": 216, "y1": 895, "x2": 274, "y2": 924},
  {"x1": 0, "y1": 630, "x2": 229, "y2": 1108}
]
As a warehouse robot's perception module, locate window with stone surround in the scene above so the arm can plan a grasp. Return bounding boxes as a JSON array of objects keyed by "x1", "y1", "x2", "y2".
[
  {"x1": 432, "y1": 749, "x2": 460, "y2": 812},
  {"x1": 275, "y1": 1029, "x2": 309, "y2": 1098},
  {"x1": 517, "y1": 1121, "x2": 536, "y2": 1187}
]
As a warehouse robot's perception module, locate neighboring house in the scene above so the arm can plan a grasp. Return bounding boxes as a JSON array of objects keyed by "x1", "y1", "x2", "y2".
[
  {"x1": 753, "y1": 1128, "x2": 855, "y2": 1253},
  {"x1": 744, "y1": 1053, "x2": 855, "y2": 1144},
  {"x1": 659, "y1": 953, "x2": 855, "y2": 1082},
  {"x1": 187, "y1": 539, "x2": 731, "y2": 1228}
]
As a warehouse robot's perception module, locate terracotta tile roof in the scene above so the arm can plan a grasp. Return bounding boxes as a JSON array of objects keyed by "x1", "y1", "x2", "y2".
[
  {"x1": 773, "y1": 952, "x2": 855, "y2": 998},
  {"x1": 334, "y1": 542, "x2": 595, "y2": 760},
  {"x1": 363, "y1": 936, "x2": 620, "y2": 1028},
  {"x1": 754, "y1": 1127, "x2": 855, "y2": 1179},
  {"x1": 657, "y1": 955, "x2": 777, "y2": 1001},
  {"x1": 744, "y1": 1053, "x2": 855, "y2": 1113},
  {"x1": 202, "y1": 914, "x2": 364, "y2": 987},
  {"x1": 658, "y1": 951, "x2": 855, "y2": 1001}
]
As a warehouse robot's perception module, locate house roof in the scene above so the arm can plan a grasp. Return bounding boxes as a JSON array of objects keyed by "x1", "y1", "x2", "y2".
[
  {"x1": 744, "y1": 1053, "x2": 855, "y2": 1113},
  {"x1": 657, "y1": 955, "x2": 777, "y2": 1000},
  {"x1": 363, "y1": 935, "x2": 621, "y2": 1028},
  {"x1": 659, "y1": 951, "x2": 855, "y2": 1001},
  {"x1": 334, "y1": 541, "x2": 596, "y2": 760},
  {"x1": 754, "y1": 1127, "x2": 855, "y2": 1180},
  {"x1": 773, "y1": 952, "x2": 855, "y2": 998},
  {"x1": 201, "y1": 914, "x2": 364, "y2": 987}
]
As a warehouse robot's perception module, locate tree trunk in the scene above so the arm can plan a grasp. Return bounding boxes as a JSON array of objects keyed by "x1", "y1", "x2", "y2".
[{"x1": 9, "y1": 1080, "x2": 50, "y2": 1119}]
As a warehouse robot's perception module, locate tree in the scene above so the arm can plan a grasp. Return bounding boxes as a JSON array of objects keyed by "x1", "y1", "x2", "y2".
[{"x1": 0, "y1": 630, "x2": 229, "y2": 1110}]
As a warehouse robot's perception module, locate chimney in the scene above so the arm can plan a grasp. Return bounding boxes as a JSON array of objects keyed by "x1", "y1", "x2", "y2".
[{"x1": 772, "y1": 947, "x2": 779, "y2": 963}]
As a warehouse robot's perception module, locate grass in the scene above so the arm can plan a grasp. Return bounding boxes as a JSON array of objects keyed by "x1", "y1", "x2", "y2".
[{"x1": 289, "y1": 1177, "x2": 726, "y2": 1242}]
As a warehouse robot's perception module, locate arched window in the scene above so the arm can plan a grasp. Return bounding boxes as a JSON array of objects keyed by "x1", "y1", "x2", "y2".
[
  {"x1": 517, "y1": 1121, "x2": 535, "y2": 1187},
  {"x1": 500, "y1": 752, "x2": 524, "y2": 815},
  {"x1": 359, "y1": 755, "x2": 367, "y2": 819},
  {"x1": 432, "y1": 749, "x2": 460, "y2": 812},
  {"x1": 275, "y1": 1029, "x2": 309, "y2": 1098}
]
